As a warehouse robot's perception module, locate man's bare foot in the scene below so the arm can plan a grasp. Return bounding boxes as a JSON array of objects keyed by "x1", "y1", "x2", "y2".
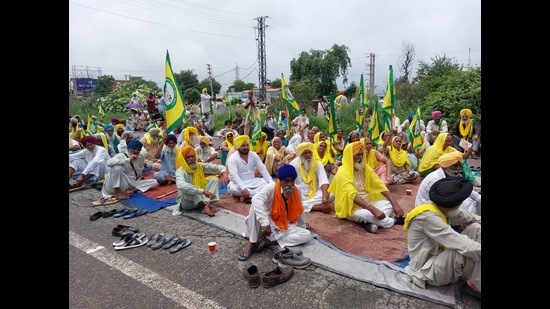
[
  {"x1": 232, "y1": 195, "x2": 241, "y2": 203},
  {"x1": 124, "y1": 189, "x2": 135, "y2": 197},
  {"x1": 210, "y1": 206, "x2": 219, "y2": 213},
  {"x1": 201, "y1": 203, "x2": 215, "y2": 216},
  {"x1": 114, "y1": 192, "x2": 131, "y2": 200}
]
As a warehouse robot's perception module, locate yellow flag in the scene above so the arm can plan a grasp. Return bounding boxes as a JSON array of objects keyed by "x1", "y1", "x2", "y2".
[
  {"x1": 164, "y1": 50, "x2": 186, "y2": 133},
  {"x1": 281, "y1": 73, "x2": 300, "y2": 112}
]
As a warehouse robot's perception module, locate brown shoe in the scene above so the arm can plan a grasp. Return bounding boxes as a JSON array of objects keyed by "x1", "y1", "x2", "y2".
[
  {"x1": 243, "y1": 261, "x2": 260, "y2": 288},
  {"x1": 262, "y1": 266, "x2": 294, "y2": 288}
]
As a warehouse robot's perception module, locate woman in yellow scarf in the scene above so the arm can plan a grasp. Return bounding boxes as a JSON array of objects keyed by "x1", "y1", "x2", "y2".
[
  {"x1": 220, "y1": 131, "x2": 234, "y2": 166},
  {"x1": 327, "y1": 142, "x2": 404, "y2": 233},
  {"x1": 252, "y1": 132, "x2": 268, "y2": 162},
  {"x1": 384, "y1": 134, "x2": 419, "y2": 184},
  {"x1": 313, "y1": 132, "x2": 338, "y2": 177},
  {"x1": 418, "y1": 133, "x2": 458, "y2": 176}
]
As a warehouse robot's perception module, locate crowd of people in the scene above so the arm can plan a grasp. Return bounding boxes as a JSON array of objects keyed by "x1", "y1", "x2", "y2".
[{"x1": 69, "y1": 91, "x2": 481, "y2": 298}]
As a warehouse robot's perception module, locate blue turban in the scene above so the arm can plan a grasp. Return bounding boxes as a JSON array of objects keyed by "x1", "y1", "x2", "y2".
[
  {"x1": 104, "y1": 124, "x2": 114, "y2": 132},
  {"x1": 165, "y1": 134, "x2": 177, "y2": 145},
  {"x1": 127, "y1": 140, "x2": 143, "y2": 150},
  {"x1": 407, "y1": 113, "x2": 414, "y2": 122},
  {"x1": 277, "y1": 164, "x2": 297, "y2": 180}
]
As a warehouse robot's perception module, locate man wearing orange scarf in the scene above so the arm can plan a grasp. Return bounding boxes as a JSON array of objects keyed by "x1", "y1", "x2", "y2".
[
  {"x1": 289, "y1": 142, "x2": 333, "y2": 213},
  {"x1": 172, "y1": 146, "x2": 229, "y2": 217},
  {"x1": 237, "y1": 164, "x2": 312, "y2": 261},
  {"x1": 449, "y1": 109, "x2": 481, "y2": 159}
]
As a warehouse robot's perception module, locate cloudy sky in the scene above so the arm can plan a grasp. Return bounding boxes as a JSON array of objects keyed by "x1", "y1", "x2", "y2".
[{"x1": 69, "y1": 0, "x2": 481, "y2": 96}]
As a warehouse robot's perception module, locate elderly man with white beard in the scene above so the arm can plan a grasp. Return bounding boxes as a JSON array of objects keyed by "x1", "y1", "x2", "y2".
[
  {"x1": 152, "y1": 134, "x2": 178, "y2": 185},
  {"x1": 172, "y1": 145, "x2": 229, "y2": 217},
  {"x1": 289, "y1": 142, "x2": 334, "y2": 213},
  {"x1": 328, "y1": 141, "x2": 405, "y2": 233},
  {"x1": 237, "y1": 164, "x2": 312, "y2": 261}
]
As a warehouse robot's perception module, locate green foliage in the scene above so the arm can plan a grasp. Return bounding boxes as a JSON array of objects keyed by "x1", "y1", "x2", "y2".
[
  {"x1": 93, "y1": 75, "x2": 115, "y2": 96},
  {"x1": 228, "y1": 80, "x2": 256, "y2": 93},
  {"x1": 289, "y1": 44, "x2": 351, "y2": 96},
  {"x1": 270, "y1": 78, "x2": 281, "y2": 89},
  {"x1": 174, "y1": 70, "x2": 199, "y2": 91},
  {"x1": 183, "y1": 88, "x2": 201, "y2": 104}
]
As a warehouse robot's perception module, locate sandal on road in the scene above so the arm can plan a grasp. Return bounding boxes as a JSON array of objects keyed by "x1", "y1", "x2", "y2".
[
  {"x1": 237, "y1": 246, "x2": 255, "y2": 261},
  {"x1": 114, "y1": 234, "x2": 147, "y2": 250},
  {"x1": 92, "y1": 196, "x2": 119, "y2": 206}
]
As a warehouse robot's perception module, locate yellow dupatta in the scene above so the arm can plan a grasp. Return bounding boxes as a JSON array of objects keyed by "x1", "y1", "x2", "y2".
[
  {"x1": 298, "y1": 156, "x2": 319, "y2": 199},
  {"x1": 180, "y1": 147, "x2": 207, "y2": 189},
  {"x1": 403, "y1": 203, "x2": 447, "y2": 250},
  {"x1": 417, "y1": 133, "x2": 456, "y2": 173},
  {"x1": 388, "y1": 136, "x2": 411, "y2": 168}
]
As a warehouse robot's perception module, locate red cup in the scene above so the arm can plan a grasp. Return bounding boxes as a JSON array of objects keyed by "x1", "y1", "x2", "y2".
[
  {"x1": 406, "y1": 189, "x2": 412, "y2": 195},
  {"x1": 208, "y1": 242, "x2": 216, "y2": 252}
]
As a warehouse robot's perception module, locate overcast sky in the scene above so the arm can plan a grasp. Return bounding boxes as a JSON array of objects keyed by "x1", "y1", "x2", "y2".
[{"x1": 69, "y1": 0, "x2": 481, "y2": 96}]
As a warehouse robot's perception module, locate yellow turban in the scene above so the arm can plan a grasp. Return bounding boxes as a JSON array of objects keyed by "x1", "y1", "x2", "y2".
[
  {"x1": 233, "y1": 135, "x2": 250, "y2": 149},
  {"x1": 437, "y1": 151, "x2": 463, "y2": 168},
  {"x1": 115, "y1": 124, "x2": 125, "y2": 131},
  {"x1": 180, "y1": 145, "x2": 195, "y2": 158},
  {"x1": 296, "y1": 142, "x2": 314, "y2": 156},
  {"x1": 460, "y1": 109, "x2": 473, "y2": 117},
  {"x1": 200, "y1": 136, "x2": 211, "y2": 145},
  {"x1": 202, "y1": 88, "x2": 207, "y2": 93}
]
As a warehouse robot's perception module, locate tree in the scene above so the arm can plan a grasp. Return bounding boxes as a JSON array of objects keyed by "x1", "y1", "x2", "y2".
[
  {"x1": 397, "y1": 41, "x2": 415, "y2": 83},
  {"x1": 93, "y1": 75, "x2": 115, "y2": 96},
  {"x1": 183, "y1": 88, "x2": 201, "y2": 105},
  {"x1": 269, "y1": 78, "x2": 281, "y2": 89},
  {"x1": 289, "y1": 44, "x2": 351, "y2": 96},
  {"x1": 174, "y1": 70, "x2": 199, "y2": 92},
  {"x1": 197, "y1": 79, "x2": 222, "y2": 97},
  {"x1": 228, "y1": 80, "x2": 256, "y2": 92}
]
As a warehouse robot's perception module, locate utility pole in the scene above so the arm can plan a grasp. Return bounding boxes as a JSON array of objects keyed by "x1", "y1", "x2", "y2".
[
  {"x1": 255, "y1": 16, "x2": 268, "y2": 102},
  {"x1": 367, "y1": 53, "x2": 376, "y2": 97},
  {"x1": 207, "y1": 64, "x2": 214, "y2": 98},
  {"x1": 235, "y1": 63, "x2": 240, "y2": 81}
]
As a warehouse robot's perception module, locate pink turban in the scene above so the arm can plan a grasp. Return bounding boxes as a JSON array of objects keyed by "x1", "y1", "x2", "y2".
[{"x1": 431, "y1": 110, "x2": 441, "y2": 119}]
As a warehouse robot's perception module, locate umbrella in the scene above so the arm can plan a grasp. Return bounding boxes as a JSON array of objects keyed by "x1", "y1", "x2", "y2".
[{"x1": 124, "y1": 102, "x2": 143, "y2": 108}]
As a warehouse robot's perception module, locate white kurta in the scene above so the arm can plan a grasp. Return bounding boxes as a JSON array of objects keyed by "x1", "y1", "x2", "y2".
[
  {"x1": 227, "y1": 151, "x2": 273, "y2": 197},
  {"x1": 415, "y1": 168, "x2": 481, "y2": 215},
  {"x1": 69, "y1": 146, "x2": 111, "y2": 182},
  {"x1": 289, "y1": 158, "x2": 329, "y2": 212},
  {"x1": 101, "y1": 151, "x2": 158, "y2": 198},
  {"x1": 172, "y1": 163, "x2": 226, "y2": 215},
  {"x1": 243, "y1": 182, "x2": 312, "y2": 248}
]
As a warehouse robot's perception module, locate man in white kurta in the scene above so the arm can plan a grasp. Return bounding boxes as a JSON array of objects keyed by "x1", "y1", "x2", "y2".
[
  {"x1": 172, "y1": 145, "x2": 228, "y2": 217},
  {"x1": 101, "y1": 140, "x2": 158, "y2": 200},
  {"x1": 227, "y1": 135, "x2": 273, "y2": 202},
  {"x1": 200, "y1": 88, "x2": 212, "y2": 115},
  {"x1": 237, "y1": 164, "x2": 313, "y2": 261},
  {"x1": 289, "y1": 142, "x2": 333, "y2": 213},
  {"x1": 404, "y1": 177, "x2": 481, "y2": 297},
  {"x1": 69, "y1": 135, "x2": 111, "y2": 187},
  {"x1": 415, "y1": 151, "x2": 481, "y2": 215}
]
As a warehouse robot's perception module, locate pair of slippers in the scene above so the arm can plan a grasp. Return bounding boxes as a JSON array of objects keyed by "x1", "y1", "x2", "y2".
[
  {"x1": 92, "y1": 196, "x2": 119, "y2": 206},
  {"x1": 237, "y1": 236, "x2": 267, "y2": 261},
  {"x1": 147, "y1": 234, "x2": 192, "y2": 253},
  {"x1": 113, "y1": 233, "x2": 148, "y2": 250},
  {"x1": 90, "y1": 209, "x2": 118, "y2": 221},
  {"x1": 113, "y1": 208, "x2": 148, "y2": 219},
  {"x1": 112, "y1": 224, "x2": 140, "y2": 237}
]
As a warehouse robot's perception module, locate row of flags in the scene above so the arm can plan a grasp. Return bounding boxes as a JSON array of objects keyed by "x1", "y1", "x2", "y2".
[{"x1": 161, "y1": 52, "x2": 422, "y2": 152}]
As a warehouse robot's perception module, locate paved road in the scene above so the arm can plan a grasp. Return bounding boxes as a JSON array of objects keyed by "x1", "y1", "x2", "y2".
[{"x1": 69, "y1": 185, "x2": 481, "y2": 309}]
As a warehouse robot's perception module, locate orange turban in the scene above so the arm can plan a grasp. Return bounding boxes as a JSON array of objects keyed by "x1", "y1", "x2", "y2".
[
  {"x1": 352, "y1": 141, "x2": 363, "y2": 154},
  {"x1": 180, "y1": 145, "x2": 196, "y2": 158}
]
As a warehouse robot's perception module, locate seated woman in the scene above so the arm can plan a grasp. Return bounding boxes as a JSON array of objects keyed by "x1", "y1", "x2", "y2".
[
  {"x1": 417, "y1": 132, "x2": 480, "y2": 187},
  {"x1": 251, "y1": 132, "x2": 268, "y2": 162},
  {"x1": 220, "y1": 131, "x2": 234, "y2": 166},
  {"x1": 406, "y1": 131, "x2": 430, "y2": 171},
  {"x1": 382, "y1": 135, "x2": 419, "y2": 184},
  {"x1": 264, "y1": 137, "x2": 295, "y2": 176},
  {"x1": 313, "y1": 137, "x2": 338, "y2": 178},
  {"x1": 333, "y1": 127, "x2": 347, "y2": 161}
]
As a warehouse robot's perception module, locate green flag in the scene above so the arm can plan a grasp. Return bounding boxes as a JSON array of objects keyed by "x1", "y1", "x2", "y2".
[
  {"x1": 164, "y1": 50, "x2": 186, "y2": 133},
  {"x1": 408, "y1": 106, "x2": 423, "y2": 152},
  {"x1": 327, "y1": 92, "x2": 338, "y2": 139},
  {"x1": 381, "y1": 65, "x2": 395, "y2": 132},
  {"x1": 281, "y1": 73, "x2": 300, "y2": 112}
]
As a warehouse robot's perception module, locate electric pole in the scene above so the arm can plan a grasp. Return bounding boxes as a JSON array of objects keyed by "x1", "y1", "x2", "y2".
[
  {"x1": 207, "y1": 64, "x2": 214, "y2": 98},
  {"x1": 255, "y1": 16, "x2": 268, "y2": 102},
  {"x1": 367, "y1": 53, "x2": 375, "y2": 98}
]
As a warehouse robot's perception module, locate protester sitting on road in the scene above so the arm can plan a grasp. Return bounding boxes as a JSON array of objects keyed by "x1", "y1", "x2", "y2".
[
  {"x1": 140, "y1": 127, "x2": 164, "y2": 171},
  {"x1": 251, "y1": 132, "x2": 268, "y2": 162},
  {"x1": 69, "y1": 137, "x2": 81, "y2": 152},
  {"x1": 264, "y1": 136, "x2": 295, "y2": 177},
  {"x1": 220, "y1": 131, "x2": 234, "y2": 166},
  {"x1": 289, "y1": 142, "x2": 333, "y2": 213},
  {"x1": 195, "y1": 136, "x2": 218, "y2": 164},
  {"x1": 69, "y1": 135, "x2": 111, "y2": 189},
  {"x1": 415, "y1": 151, "x2": 481, "y2": 215},
  {"x1": 172, "y1": 145, "x2": 229, "y2": 217},
  {"x1": 227, "y1": 135, "x2": 274, "y2": 204},
  {"x1": 101, "y1": 140, "x2": 158, "y2": 200},
  {"x1": 382, "y1": 135, "x2": 419, "y2": 184},
  {"x1": 153, "y1": 134, "x2": 178, "y2": 185},
  {"x1": 404, "y1": 177, "x2": 481, "y2": 299},
  {"x1": 313, "y1": 138, "x2": 338, "y2": 178},
  {"x1": 117, "y1": 131, "x2": 135, "y2": 154},
  {"x1": 237, "y1": 164, "x2": 312, "y2": 261},
  {"x1": 328, "y1": 142, "x2": 405, "y2": 233},
  {"x1": 425, "y1": 110, "x2": 448, "y2": 145},
  {"x1": 449, "y1": 109, "x2": 481, "y2": 159},
  {"x1": 362, "y1": 137, "x2": 393, "y2": 185}
]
